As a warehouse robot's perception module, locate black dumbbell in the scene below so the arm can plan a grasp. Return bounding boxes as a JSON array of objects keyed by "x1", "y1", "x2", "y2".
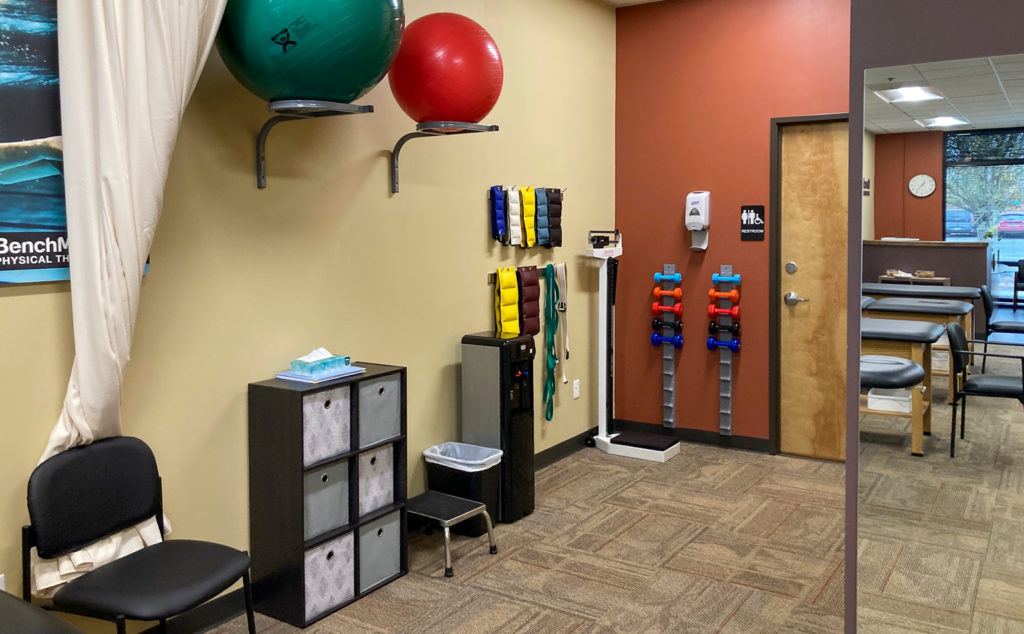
[
  {"x1": 652, "y1": 318, "x2": 682, "y2": 333},
  {"x1": 708, "y1": 321, "x2": 740, "y2": 336}
]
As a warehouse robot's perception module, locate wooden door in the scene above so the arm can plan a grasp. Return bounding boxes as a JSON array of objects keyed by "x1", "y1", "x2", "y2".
[{"x1": 778, "y1": 121, "x2": 848, "y2": 461}]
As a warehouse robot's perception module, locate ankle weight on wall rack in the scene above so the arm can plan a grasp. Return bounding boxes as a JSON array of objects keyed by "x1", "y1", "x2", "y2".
[
  {"x1": 517, "y1": 265, "x2": 541, "y2": 335},
  {"x1": 494, "y1": 266, "x2": 520, "y2": 336}
]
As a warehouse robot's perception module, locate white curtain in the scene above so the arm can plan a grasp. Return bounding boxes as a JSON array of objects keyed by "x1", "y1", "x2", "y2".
[{"x1": 33, "y1": 0, "x2": 227, "y2": 597}]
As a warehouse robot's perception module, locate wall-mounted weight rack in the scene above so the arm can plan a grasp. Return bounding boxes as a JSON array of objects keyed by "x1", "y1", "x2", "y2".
[
  {"x1": 708, "y1": 266, "x2": 741, "y2": 436},
  {"x1": 651, "y1": 265, "x2": 682, "y2": 428}
]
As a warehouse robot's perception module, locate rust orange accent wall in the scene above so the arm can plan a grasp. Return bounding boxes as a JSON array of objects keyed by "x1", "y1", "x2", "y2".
[
  {"x1": 615, "y1": 0, "x2": 849, "y2": 439},
  {"x1": 873, "y1": 132, "x2": 943, "y2": 240}
]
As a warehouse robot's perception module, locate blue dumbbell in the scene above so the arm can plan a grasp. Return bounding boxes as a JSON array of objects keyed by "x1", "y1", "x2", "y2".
[
  {"x1": 706, "y1": 337, "x2": 740, "y2": 352},
  {"x1": 651, "y1": 332, "x2": 683, "y2": 348},
  {"x1": 711, "y1": 273, "x2": 741, "y2": 285},
  {"x1": 654, "y1": 272, "x2": 682, "y2": 283}
]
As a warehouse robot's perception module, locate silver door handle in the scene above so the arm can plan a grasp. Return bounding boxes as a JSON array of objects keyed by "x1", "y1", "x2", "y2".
[{"x1": 784, "y1": 291, "x2": 808, "y2": 305}]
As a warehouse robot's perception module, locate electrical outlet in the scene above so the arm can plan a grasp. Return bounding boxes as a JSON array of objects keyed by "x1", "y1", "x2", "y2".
[
  {"x1": 573, "y1": 379, "x2": 580, "y2": 399},
  {"x1": 0, "y1": 573, "x2": 6, "y2": 592}
]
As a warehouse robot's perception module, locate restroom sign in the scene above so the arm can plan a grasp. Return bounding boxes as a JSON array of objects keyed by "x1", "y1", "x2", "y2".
[{"x1": 741, "y1": 205, "x2": 765, "y2": 241}]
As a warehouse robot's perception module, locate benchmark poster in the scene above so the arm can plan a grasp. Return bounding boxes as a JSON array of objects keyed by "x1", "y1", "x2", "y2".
[{"x1": 0, "y1": 0, "x2": 68, "y2": 283}]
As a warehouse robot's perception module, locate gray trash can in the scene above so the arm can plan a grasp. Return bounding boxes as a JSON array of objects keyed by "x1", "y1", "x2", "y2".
[{"x1": 423, "y1": 442, "x2": 502, "y2": 536}]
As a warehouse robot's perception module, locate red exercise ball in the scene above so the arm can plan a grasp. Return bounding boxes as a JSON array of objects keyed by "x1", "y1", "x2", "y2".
[{"x1": 388, "y1": 13, "x2": 503, "y2": 124}]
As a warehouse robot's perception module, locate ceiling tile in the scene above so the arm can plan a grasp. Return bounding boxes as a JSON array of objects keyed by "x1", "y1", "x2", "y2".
[
  {"x1": 920, "y1": 65, "x2": 995, "y2": 81},
  {"x1": 917, "y1": 58, "x2": 992, "y2": 71},
  {"x1": 865, "y1": 65, "x2": 924, "y2": 85},
  {"x1": 991, "y1": 54, "x2": 1024, "y2": 67},
  {"x1": 865, "y1": 56, "x2": 1024, "y2": 133},
  {"x1": 931, "y1": 78, "x2": 1002, "y2": 98}
]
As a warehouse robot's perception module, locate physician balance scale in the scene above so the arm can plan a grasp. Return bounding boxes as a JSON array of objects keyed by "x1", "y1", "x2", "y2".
[{"x1": 585, "y1": 230, "x2": 680, "y2": 462}]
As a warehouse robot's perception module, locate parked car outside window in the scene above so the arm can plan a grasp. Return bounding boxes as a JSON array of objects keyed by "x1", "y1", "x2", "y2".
[
  {"x1": 998, "y1": 211, "x2": 1024, "y2": 238},
  {"x1": 945, "y1": 208, "x2": 977, "y2": 237}
]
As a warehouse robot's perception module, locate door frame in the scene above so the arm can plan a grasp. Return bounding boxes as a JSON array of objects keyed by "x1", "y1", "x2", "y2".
[{"x1": 768, "y1": 113, "x2": 850, "y2": 455}]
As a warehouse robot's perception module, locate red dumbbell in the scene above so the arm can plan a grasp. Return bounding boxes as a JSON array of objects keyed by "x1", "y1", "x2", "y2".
[
  {"x1": 708, "y1": 304, "x2": 740, "y2": 320},
  {"x1": 708, "y1": 288, "x2": 739, "y2": 302},
  {"x1": 652, "y1": 301, "x2": 682, "y2": 317},
  {"x1": 653, "y1": 285, "x2": 682, "y2": 300}
]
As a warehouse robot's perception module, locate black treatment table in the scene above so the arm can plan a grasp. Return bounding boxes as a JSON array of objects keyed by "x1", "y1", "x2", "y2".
[
  {"x1": 0, "y1": 588, "x2": 80, "y2": 633},
  {"x1": 862, "y1": 282, "x2": 982, "y2": 299},
  {"x1": 862, "y1": 282, "x2": 980, "y2": 336},
  {"x1": 861, "y1": 318, "x2": 945, "y2": 456},
  {"x1": 863, "y1": 298, "x2": 974, "y2": 403}
]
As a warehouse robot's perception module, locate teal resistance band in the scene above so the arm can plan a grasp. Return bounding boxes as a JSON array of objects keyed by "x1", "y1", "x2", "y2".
[{"x1": 543, "y1": 264, "x2": 559, "y2": 421}]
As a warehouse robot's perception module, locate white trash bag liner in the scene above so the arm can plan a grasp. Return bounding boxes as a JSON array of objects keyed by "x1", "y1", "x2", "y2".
[{"x1": 423, "y1": 442, "x2": 502, "y2": 472}]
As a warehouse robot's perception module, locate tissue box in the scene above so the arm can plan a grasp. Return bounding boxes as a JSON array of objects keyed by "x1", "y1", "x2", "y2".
[
  {"x1": 289, "y1": 355, "x2": 352, "y2": 378},
  {"x1": 867, "y1": 388, "x2": 912, "y2": 413}
]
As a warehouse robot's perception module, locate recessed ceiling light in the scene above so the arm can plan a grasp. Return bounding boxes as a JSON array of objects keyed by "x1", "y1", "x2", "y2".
[
  {"x1": 873, "y1": 86, "x2": 943, "y2": 103},
  {"x1": 915, "y1": 116, "x2": 970, "y2": 128}
]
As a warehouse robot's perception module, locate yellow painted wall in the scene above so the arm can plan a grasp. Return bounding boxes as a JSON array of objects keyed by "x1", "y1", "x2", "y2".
[{"x1": 0, "y1": 0, "x2": 615, "y2": 628}]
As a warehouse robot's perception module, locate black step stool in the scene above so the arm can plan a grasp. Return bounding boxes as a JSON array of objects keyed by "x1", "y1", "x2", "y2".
[{"x1": 407, "y1": 490, "x2": 498, "y2": 577}]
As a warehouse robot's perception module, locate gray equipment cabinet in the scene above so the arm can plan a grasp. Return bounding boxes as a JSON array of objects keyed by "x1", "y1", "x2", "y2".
[{"x1": 248, "y1": 363, "x2": 407, "y2": 628}]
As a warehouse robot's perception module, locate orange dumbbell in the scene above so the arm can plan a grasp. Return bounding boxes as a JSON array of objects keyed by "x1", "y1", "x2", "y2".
[
  {"x1": 708, "y1": 304, "x2": 740, "y2": 320},
  {"x1": 708, "y1": 288, "x2": 739, "y2": 302},
  {"x1": 652, "y1": 301, "x2": 682, "y2": 317},
  {"x1": 653, "y1": 286, "x2": 682, "y2": 300}
]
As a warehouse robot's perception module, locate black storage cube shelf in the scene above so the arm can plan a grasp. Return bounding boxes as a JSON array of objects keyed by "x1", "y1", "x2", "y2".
[{"x1": 248, "y1": 363, "x2": 408, "y2": 628}]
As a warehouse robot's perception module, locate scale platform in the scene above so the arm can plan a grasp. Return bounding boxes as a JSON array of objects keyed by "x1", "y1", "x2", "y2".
[{"x1": 594, "y1": 431, "x2": 680, "y2": 463}]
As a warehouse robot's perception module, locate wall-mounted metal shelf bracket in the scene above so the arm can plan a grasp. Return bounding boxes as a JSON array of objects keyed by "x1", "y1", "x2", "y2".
[
  {"x1": 256, "y1": 99, "x2": 373, "y2": 189},
  {"x1": 389, "y1": 121, "x2": 498, "y2": 194}
]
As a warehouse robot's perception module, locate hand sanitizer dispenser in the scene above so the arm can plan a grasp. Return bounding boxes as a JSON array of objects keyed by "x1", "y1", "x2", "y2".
[{"x1": 685, "y1": 191, "x2": 710, "y2": 251}]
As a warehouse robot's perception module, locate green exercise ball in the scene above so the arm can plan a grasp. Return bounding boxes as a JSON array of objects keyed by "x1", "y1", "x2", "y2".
[{"x1": 217, "y1": 0, "x2": 404, "y2": 103}]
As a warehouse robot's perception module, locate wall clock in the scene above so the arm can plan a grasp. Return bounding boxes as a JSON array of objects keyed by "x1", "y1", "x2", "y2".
[{"x1": 908, "y1": 173, "x2": 936, "y2": 198}]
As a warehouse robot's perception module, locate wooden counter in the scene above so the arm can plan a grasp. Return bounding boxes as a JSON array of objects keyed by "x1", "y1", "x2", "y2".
[{"x1": 863, "y1": 240, "x2": 990, "y2": 336}]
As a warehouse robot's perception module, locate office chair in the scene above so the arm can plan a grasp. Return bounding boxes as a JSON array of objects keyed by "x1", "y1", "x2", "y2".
[
  {"x1": 947, "y1": 322, "x2": 1024, "y2": 457},
  {"x1": 23, "y1": 437, "x2": 255, "y2": 634},
  {"x1": 979, "y1": 285, "x2": 1024, "y2": 371},
  {"x1": 1014, "y1": 260, "x2": 1024, "y2": 310}
]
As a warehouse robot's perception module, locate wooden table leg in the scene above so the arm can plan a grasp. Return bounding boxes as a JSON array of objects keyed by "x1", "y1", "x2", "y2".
[
  {"x1": 922, "y1": 343, "x2": 932, "y2": 436},
  {"x1": 911, "y1": 343, "x2": 927, "y2": 456}
]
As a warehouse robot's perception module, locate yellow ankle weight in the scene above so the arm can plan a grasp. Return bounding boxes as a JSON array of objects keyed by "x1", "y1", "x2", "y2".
[
  {"x1": 494, "y1": 266, "x2": 520, "y2": 336},
  {"x1": 520, "y1": 186, "x2": 536, "y2": 247}
]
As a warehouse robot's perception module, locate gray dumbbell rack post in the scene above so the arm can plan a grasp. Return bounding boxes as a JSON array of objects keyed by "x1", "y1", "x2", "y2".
[
  {"x1": 659, "y1": 264, "x2": 678, "y2": 428},
  {"x1": 714, "y1": 265, "x2": 736, "y2": 436}
]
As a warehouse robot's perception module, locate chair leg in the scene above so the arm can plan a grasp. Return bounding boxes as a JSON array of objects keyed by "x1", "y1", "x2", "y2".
[
  {"x1": 983, "y1": 340, "x2": 988, "y2": 373},
  {"x1": 159, "y1": 618, "x2": 168, "y2": 633},
  {"x1": 242, "y1": 571, "x2": 256, "y2": 634},
  {"x1": 950, "y1": 398, "x2": 958, "y2": 458},
  {"x1": 116, "y1": 616, "x2": 127, "y2": 634},
  {"x1": 443, "y1": 526, "x2": 453, "y2": 577},
  {"x1": 960, "y1": 396, "x2": 967, "y2": 440},
  {"x1": 482, "y1": 510, "x2": 498, "y2": 555}
]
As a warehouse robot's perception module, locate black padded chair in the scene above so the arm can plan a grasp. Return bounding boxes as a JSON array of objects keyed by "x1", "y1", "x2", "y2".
[
  {"x1": 1007, "y1": 262, "x2": 1024, "y2": 311},
  {"x1": 22, "y1": 437, "x2": 255, "y2": 634},
  {"x1": 947, "y1": 322, "x2": 1024, "y2": 457},
  {"x1": 980, "y1": 284, "x2": 1024, "y2": 371}
]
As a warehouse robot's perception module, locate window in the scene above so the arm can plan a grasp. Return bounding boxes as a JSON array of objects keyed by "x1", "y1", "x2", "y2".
[{"x1": 945, "y1": 129, "x2": 1024, "y2": 300}]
